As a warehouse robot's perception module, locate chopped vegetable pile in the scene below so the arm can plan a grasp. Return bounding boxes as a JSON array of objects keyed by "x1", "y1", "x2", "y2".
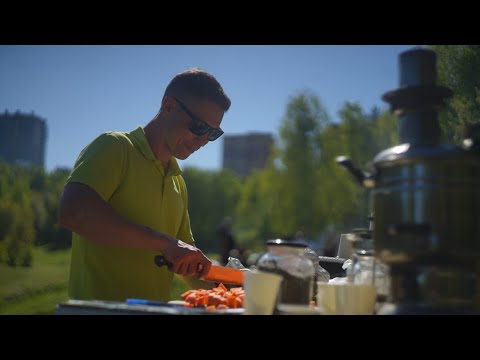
[{"x1": 181, "y1": 283, "x2": 244, "y2": 311}]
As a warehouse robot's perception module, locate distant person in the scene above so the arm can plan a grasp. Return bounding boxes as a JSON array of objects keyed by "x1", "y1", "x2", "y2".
[
  {"x1": 217, "y1": 216, "x2": 237, "y2": 265},
  {"x1": 58, "y1": 68, "x2": 231, "y2": 302}
]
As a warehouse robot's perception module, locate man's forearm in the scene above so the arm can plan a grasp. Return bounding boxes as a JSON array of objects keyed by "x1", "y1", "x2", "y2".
[{"x1": 58, "y1": 182, "x2": 173, "y2": 252}]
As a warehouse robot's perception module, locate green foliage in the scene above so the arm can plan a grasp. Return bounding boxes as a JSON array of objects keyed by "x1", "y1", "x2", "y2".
[
  {"x1": 325, "y1": 104, "x2": 400, "y2": 229},
  {"x1": 276, "y1": 90, "x2": 331, "y2": 236},
  {"x1": 234, "y1": 170, "x2": 271, "y2": 247},
  {"x1": 337, "y1": 102, "x2": 377, "y2": 166},
  {"x1": 230, "y1": 92, "x2": 402, "y2": 250},
  {"x1": 183, "y1": 167, "x2": 242, "y2": 252},
  {"x1": 0, "y1": 160, "x2": 71, "y2": 265},
  {"x1": 37, "y1": 167, "x2": 72, "y2": 249},
  {"x1": 428, "y1": 45, "x2": 480, "y2": 142},
  {"x1": 372, "y1": 110, "x2": 399, "y2": 151},
  {"x1": 3, "y1": 205, "x2": 35, "y2": 267}
]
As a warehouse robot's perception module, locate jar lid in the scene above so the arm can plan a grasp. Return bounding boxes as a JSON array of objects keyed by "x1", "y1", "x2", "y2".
[{"x1": 266, "y1": 239, "x2": 308, "y2": 248}]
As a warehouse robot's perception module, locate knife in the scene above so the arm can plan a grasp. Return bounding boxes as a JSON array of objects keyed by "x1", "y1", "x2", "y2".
[{"x1": 154, "y1": 256, "x2": 245, "y2": 285}]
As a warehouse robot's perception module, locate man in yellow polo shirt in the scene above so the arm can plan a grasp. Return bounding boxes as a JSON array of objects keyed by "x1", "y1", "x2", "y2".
[{"x1": 58, "y1": 68, "x2": 231, "y2": 302}]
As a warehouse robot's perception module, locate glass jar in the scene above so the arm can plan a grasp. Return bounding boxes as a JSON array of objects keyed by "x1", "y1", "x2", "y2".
[
  {"x1": 304, "y1": 247, "x2": 330, "y2": 302},
  {"x1": 348, "y1": 229, "x2": 390, "y2": 303},
  {"x1": 257, "y1": 239, "x2": 315, "y2": 306}
]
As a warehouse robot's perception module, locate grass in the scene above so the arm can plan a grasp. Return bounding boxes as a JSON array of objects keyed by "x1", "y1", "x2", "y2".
[
  {"x1": 0, "y1": 246, "x2": 70, "y2": 315},
  {"x1": 0, "y1": 246, "x2": 217, "y2": 315}
]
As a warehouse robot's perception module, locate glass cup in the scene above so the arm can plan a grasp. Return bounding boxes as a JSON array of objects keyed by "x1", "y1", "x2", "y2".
[
  {"x1": 317, "y1": 282, "x2": 377, "y2": 315},
  {"x1": 243, "y1": 270, "x2": 283, "y2": 315},
  {"x1": 337, "y1": 233, "x2": 354, "y2": 259}
]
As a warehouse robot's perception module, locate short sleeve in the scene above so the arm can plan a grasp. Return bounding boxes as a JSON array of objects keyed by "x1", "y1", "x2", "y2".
[{"x1": 67, "y1": 132, "x2": 126, "y2": 201}]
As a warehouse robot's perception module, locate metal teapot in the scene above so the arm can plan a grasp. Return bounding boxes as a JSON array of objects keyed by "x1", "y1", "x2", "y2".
[{"x1": 336, "y1": 48, "x2": 480, "y2": 269}]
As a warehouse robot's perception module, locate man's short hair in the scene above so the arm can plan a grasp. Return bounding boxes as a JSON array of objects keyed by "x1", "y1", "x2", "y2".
[{"x1": 164, "y1": 68, "x2": 231, "y2": 111}]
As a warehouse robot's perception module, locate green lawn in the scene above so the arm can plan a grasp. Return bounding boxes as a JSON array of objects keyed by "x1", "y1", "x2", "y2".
[
  {"x1": 0, "y1": 247, "x2": 70, "y2": 315},
  {"x1": 0, "y1": 246, "x2": 216, "y2": 315}
]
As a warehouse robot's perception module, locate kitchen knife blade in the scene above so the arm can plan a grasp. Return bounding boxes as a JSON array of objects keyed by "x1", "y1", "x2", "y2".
[{"x1": 154, "y1": 256, "x2": 244, "y2": 285}]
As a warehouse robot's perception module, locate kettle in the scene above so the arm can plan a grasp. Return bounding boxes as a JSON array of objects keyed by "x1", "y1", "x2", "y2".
[{"x1": 336, "y1": 48, "x2": 480, "y2": 268}]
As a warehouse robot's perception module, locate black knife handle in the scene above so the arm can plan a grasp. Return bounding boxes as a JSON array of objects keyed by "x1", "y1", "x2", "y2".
[{"x1": 154, "y1": 255, "x2": 172, "y2": 268}]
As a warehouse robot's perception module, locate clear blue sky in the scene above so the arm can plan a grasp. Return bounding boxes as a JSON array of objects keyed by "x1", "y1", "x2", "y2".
[{"x1": 0, "y1": 45, "x2": 415, "y2": 172}]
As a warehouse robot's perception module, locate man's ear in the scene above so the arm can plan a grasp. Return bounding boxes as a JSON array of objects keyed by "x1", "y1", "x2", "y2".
[{"x1": 162, "y1": 95, "x2": 175, "y2": 113}]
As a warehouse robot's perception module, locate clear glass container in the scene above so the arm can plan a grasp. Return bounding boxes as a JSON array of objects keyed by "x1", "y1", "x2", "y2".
[
  {"x1": 257, "y1": 239, "x2": 315, "y2": 306},
  {"x1": 348, "y1": 229, "x2": 390, "y2": 302},
  {"x1": 304, "y1": 247, "x2": 330, "y2": 302}
]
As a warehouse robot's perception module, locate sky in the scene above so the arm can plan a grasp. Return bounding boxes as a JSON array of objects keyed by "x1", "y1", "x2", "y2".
[{"x1": 0, "y1": 45, "x2": 415, "y2": 172}]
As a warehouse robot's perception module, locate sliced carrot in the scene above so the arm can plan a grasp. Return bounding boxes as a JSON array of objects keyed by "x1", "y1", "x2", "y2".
[
  {"x1": 181, "y1": 290, "x2": 195, "y2": 299},
  {"x1": 226, "y1": 295, "x2": 237, "y2": 308},
  {"x1": 196, "y1": 295, "x2": 209, "y2": 306},
  {"x1": 235, "y1": 297, "x2": 243, "y2": 308},
  {"x1": 185, "y1": 293, "x2": 197, "y2": 304},
  {"x1": 217, "y1": 283, "x2": 228, "y2": 292},
  {"x1": 178, "y1": 285, "x2": 245, "y2": 309}
]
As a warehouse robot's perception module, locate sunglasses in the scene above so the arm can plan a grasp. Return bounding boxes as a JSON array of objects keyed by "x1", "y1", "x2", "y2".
[{"x1": 173, "y1": 97, "x2": 224, "y2": 141}]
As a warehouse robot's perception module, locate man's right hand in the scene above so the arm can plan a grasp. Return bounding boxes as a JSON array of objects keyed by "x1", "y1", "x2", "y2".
[{"x1": 160, "y1": 238, "x2": 212, "y2": 279}]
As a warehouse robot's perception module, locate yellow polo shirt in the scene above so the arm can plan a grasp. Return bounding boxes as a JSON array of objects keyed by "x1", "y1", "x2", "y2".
[{"x1": 67, "y1": 126, "x2": 194, "y2": 302}]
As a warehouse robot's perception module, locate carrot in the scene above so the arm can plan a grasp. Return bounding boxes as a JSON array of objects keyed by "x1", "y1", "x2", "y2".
[
  {"x1": 181, "y1": 283, "x2": 244, "y2": 310},
  {"x1": 181, "y1": 290, "x2": 195, "y2": 299},
  {"x1": 185, "y1": 293, "x2": 197, "y2": 305},
  {"x1": 217, "y1": 283, "x2": 228, "y2": 292}
]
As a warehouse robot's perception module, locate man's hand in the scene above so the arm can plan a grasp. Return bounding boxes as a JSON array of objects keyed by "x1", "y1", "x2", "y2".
[{"x1": 161, "y1": 239, "x2": 212, "y2": 279}]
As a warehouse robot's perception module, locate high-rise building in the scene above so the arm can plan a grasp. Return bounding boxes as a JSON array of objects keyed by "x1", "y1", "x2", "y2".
[
  {"x1": 0, "y1": 110, "x2": 48, "y2": 168},
  {"x1": 222, "y1": 132, "x2": 274, "y2": 177}
]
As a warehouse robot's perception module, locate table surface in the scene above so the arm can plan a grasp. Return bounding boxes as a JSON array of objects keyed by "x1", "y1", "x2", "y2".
[{"x1": 55, "y1": 299, "x2": 244, "y2": 315}]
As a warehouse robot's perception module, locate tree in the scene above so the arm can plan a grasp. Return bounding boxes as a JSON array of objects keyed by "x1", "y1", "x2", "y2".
[
  {"x1": 315, "y1": 123, "x2": 364, "y2": 229},
  {"x1": 182, "y1": 167, "x2": 242, "y2": 252},
  {"x1": 315, "y1": 102, "x2": 399, "y2": 232},
  {"x1": 428, "y1": 45, "x2": 480, "y2": 143},
  {"x1": 276, "y1": 89, "x2": 331, "y2": 237},
  {"x1": 0, "y1": 161, "x2": 34, "y2": 265},
  {"x1": 0, "y1": 161, "x2": 72, "y2": 263},
  {"x1": 337, "y1": 102, "x2": 378, "y2": 167}
]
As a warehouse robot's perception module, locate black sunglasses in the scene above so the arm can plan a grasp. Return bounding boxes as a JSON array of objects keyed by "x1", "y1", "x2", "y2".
[{"x1": 173, "y1": 97, "x2": 224, "y2": 141}]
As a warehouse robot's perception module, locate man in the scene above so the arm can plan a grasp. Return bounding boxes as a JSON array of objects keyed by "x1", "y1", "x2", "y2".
[{"x1": 58, "y1": 68, "x2": 231, "y2": 302}]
